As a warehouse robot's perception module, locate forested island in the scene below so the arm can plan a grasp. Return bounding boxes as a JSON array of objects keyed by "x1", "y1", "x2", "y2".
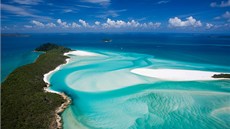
[
  {"x1": 1, "y1": 43, "x2": 71, "y2": 129},
  {"x1": 212, "y1": 73, "x2": 230, "y2": 78}
]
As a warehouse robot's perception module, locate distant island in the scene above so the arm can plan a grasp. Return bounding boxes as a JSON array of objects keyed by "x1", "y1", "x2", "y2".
[
  {"x1": 1, "y1": 43, "x2": 71, "y2": 129},
  {"x1": 1, "y1": 33, "x2": 30, "y2": 37},
  {"x1": 212, "y1": 73, "x2": 230, "y2": 78},
  {"x1": 102, "y1": 38, "x2": 112, "y2": 43}
]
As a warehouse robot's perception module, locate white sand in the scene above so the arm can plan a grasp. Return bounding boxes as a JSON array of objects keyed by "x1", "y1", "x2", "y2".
[
  {"x1": 43, "y1": 58, "x2": 70, "y2": 91},
  {"x1": 130, "y1": 68, "x2": 226, "y2": 81},
  {"x1": 64, "y1": 50, "x2": 101, "y2": 56},
  {"x1": 43, "y1": 57, "x2": 71, "y2": 129}
]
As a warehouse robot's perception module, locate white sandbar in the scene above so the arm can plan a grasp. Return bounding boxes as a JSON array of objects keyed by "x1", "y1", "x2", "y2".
[
  {"x1": 130, "y1": 68, "x2": 227, "y2": 81},
  {"x1": 64, "y1": 50, "x2": 101, "y2": 56}
]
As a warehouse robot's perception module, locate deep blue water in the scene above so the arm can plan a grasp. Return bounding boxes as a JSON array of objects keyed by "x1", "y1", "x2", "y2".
[{"x1": 2, "y1": 33, "x2": 230, "y2": 81}]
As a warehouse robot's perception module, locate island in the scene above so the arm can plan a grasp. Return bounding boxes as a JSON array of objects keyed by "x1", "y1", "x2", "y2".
[
  {"x1": 212, "y1": 73, "x2": 230, "y2": 78},
  {"x1": 1, "y1": 33, "x2": 30, "y2": 37},
  {"x1": 102, "y1": 38, "x2": 112, "y2": 43},
  {"x1": 1, "y1": 43, "x2": 71, "y2": 129}
]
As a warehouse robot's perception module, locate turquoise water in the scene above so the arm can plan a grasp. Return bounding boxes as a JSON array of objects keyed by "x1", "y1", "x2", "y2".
[
  {"x1": 48, "y1": 50, "x2": 230, "y2": 129},
  {"x1": 2, "y1": 33, "x2": 230, "y2": 81},
  {"x1": 1, "y1": 51, "x2": 41, "y2": 81},
  {"x1": 1, "y1": 33, "x2": 230, "y2": 128}
]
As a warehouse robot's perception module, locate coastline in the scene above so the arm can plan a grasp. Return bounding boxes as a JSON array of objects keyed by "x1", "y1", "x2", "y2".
[
  {"x1": 43, "y1": 58, "x2": 71, "y2": 129},
  {"x1": 43, "y1": 50, "x2": 103, "y2": 128},
  {"x1": 1, "y1": 43, "x2": 72, "y2": 129}
]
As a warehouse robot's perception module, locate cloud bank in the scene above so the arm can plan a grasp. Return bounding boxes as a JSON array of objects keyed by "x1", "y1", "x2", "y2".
[
  {"x1": 210, "y1": 0, "x2": 230, "y2": 7},
  {"x1": 26, "y1": 18, "x2": 161, "y2": 31},
  {"x1": 168, "y1": 16, "x2": 202, "y2": 27}
]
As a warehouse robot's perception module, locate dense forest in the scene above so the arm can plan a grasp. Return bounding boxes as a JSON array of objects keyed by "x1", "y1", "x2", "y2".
[
  {"x1": 212, "y1": 73, "x2": 230, "y2": 78},
  {"x1": 1, "y1": 43, "x2": 71, "y2": 129}
]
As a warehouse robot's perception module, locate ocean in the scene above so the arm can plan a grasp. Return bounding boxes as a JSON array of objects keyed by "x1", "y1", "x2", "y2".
[{"x1": 1, "y1": 33, "x2": 230, "y2": 129}]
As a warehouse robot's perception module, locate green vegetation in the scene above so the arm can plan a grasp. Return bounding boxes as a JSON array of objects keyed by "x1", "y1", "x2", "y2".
[
  {"x1": 1, "y1": 43, "x2": 71, "y2": 129},
  {"x1": 212, "y1": 73, "x2": 230, "y2": 78},
  {"x1": 35, "y1": 43, "x2": 67, "y2": 52}
]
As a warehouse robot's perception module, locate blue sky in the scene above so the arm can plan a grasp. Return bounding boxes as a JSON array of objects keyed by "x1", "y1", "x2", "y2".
[{"x1": 1, "y1": 0, "x2": 230, "y2": 33}]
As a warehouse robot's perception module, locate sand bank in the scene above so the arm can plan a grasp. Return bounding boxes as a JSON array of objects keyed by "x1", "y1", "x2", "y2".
[
  {"x1": 131, "y1": 68, "x2": 227, "y2": 81},
  {"x1": 64, "y1": 50, "x2": 101, "y2": 56}
]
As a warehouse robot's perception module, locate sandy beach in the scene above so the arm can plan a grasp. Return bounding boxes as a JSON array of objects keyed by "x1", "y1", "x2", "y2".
[
  {"x1": 130, "y1": 68, "x2": 227, "y2": 81},
  {"x1": 43, "y1": 57, "x2": 71, "y2": 129},
  {"x1": 64, "y1": 50, "x2": 102, "y2": 57},
  {"x1": 43, "y1": 50, "x2": 101, "y2": 128}
]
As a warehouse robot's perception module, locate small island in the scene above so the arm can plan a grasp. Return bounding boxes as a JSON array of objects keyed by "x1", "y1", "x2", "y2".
[
  {"x1": 1, "y1": 33, "x2": 30, "y2": 37},
  {"x1": 102, "y1": 38, "x2": 112, "y2": 43},
  {"x1": 212, "y1": 73, "x2": 230, "y2": 79},
  {"x1": 1, "y1": 43, "x2": 71, "y2": 129}
]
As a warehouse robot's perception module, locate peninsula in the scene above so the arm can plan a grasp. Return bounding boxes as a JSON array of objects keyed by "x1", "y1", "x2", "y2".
[{"x1": 1, "y1": 43, "x2": 71, "y2": 129}]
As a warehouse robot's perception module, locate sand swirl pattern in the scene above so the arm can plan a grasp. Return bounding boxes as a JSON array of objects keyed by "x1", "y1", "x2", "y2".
[{"x1": 47, "y1": 50, "x2": 230, "y2": 129}]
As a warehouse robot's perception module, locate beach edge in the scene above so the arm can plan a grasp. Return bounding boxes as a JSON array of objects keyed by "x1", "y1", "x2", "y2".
[{"x1": 43, "y1": 58, "x2": 72, "y2": 129}]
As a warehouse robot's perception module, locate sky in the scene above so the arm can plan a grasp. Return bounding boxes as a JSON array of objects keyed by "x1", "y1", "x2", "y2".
[{"x1": 1, "y1": 0, "x2": 230, "y2": 33}]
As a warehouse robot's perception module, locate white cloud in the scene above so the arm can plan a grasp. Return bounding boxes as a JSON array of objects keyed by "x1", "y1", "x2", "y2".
[
  {"x1": 24, "y1": 25, "x2": 33, "y2": 28},
  {"x1": 168, "y1": 16, "x2": 202, "y2": 27},
  {"x1": 31, "y1": 20, "x2": 56, "y2": 28},
  {"x1": 57, "y1": 19, "x2": 69, "y2": 28},
  {"x1": 63, "y1": 9, "x2": 73, "y2": 13},
  {"x1": 127, "y1": 20, "x2": 141, "y2": 27},
  {"x1": 82, "y1": 0, "x2": 110, "y2": 6},
  {"x1": 46, "y1": 23, "x2": 56, "y2": 27},
  {"x1": 83, "y1": 0, "x2": 110, "y2": 3},
  {"x1": 1, "y1": 3, "x2": 50, "y2": 19},
  {"x1": 206, "y1": 23, "x2": 214, "y2": 29},
  {"x1": 210, "y1": 0, "x2": 230, "y2": 7},
  {"x1": 215, "y1": 11, "x2": 230, "y2": 22},
  {"x1": 76, "y1": 4, "x2": 100, "y2": 8},
  {"x1": 79, "y1": 19, "x2": 89, "y2": 27},
  {"x1": 214, "y1": 16, "x2": 221, "y2": 20},
  {"x1": 97, "y1": 9, "x2": 127, "y2": 19},
  {"x1": 1, "y1": 3, "x2": 34, "y2": 17},
  {"x1": 102, "y1": 18, "x2": 161, "y2": 29},
  {"x1": 148, "y1": 22, "x2": 161, "y2": 28},
  {"x1": 223, "y1": 11, "x2": 230, "y2": 19},
  {"x1": 102, "y1": 18, "x2": 126, "y2": 28},
  {"x1": 12, "y1": 0, "x2": 43, "y2": 5},
  {"x1": 157, "y1": 0, "x2": 170, "y2": 4},
  {"x1": 210, "y1": 23, "x2": 230, "y2": 29},
  {"x1": 95, "y1": 21, "x2": 101, "y2": 25},
  {"x1": 72, "y1": 22, "x2": 81, "y2": 28},
  {"x1": 25, "y1": 19, "x2": 161, "y2": 31},
  {"x1": 32, "y1": 20, "x2": 45, "y2": 27}
]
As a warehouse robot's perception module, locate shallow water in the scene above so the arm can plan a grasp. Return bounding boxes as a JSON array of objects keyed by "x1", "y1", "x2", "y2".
[
  {"x1": 48, "y1": 50, "x2": 230, "y2": 129},
  {"x1": 2, "y1": 33, "x2": 230, "y2": 128}
]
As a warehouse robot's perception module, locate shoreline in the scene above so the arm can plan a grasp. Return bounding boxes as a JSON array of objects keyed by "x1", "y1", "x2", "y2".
[
  {"x1": 1, "y1": 43, "x2": 73, "y2": 129},
  {"x1": 43, "y1": 57, "x2": 71, "y2": 129},
  {"x1": 43, "y1": 50, "x2": 103, "y2": 128},
  {"x1": 63, "y1": 50, "x2": 103, "y2": 57}
]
